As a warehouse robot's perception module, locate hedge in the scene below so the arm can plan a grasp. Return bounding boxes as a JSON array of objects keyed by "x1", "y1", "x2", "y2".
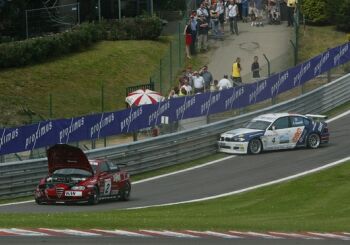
[{"x1": 0, "y1": 15, "x2": 163, "y2": 68}]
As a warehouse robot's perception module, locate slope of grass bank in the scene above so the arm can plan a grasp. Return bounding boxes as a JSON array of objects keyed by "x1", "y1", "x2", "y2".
[
  {"x1": 298, "y1": 25, "x2": 348, "y2": 62},
  {"x1": 0, "y1": 160, "x2": 349, "y2": 232},
  {"x1": 0, "y1": 39, "x2": 169, "y2": 127}
]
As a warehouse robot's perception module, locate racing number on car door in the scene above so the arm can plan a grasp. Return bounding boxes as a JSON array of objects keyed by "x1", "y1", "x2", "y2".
[{"x1": 104, "y1": 179, "x2": 112, "y2": 196}]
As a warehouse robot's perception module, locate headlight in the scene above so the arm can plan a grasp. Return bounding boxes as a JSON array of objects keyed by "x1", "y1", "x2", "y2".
[
  {"x1": 71, "y1": 186, "x2": 86, "y2": 191},
  {"x1": 233, "y1": 137, "x2": 246, "y2": 142}
]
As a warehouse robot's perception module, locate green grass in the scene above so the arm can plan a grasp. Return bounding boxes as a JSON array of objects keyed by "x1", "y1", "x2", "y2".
[
  {"x1": 298, "y1": 25, "x2": 348, "y2": 62},
  {"x1": 0, "y1": 161, "x2": 349, "y2": 231},
  {"x1": 0, "y1": 39, "x2": 170, "y2": 126}
]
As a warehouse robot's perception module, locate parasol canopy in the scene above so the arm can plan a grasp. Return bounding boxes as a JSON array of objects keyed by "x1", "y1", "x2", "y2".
[{"x1": 125, "y1": 89, "x2": 164, "y2": 106}]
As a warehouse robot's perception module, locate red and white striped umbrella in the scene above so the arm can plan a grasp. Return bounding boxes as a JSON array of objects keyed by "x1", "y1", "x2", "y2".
[{"x1": 125, "y1": 89, "x2": 164, "y2": 106}]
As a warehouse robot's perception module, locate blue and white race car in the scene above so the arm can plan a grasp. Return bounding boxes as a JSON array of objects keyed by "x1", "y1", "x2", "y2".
[{"x1": 217, "y1": 113, "x2": 329, "y2": 154}]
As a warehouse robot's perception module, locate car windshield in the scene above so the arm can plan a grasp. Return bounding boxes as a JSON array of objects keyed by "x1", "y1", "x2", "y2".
[
  {"x1": 245, "y1": 120, "x2": 271, "y2": 130},
  {"x1": 53, "y1": 168, "x2": 92, "y2": 177}
]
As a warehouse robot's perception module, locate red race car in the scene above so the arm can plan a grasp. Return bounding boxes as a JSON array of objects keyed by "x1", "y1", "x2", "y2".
[{"x1": 34, "y1": 144, "x2": 131, "y2": 205}]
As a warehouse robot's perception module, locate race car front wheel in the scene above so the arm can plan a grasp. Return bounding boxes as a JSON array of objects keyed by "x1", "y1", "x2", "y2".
[
  {"x1": 307, "y1": 133, "x2": 320, "y2": 149},
  {"x1": 248, "y1": 138, "x2": 262, "y2": 154},
  {"x1": 88, "y1": 187, "x2": 100, "y2": 205},
  {"x1": 119, "y1": 181, "x2": 131, "y2": 201}
]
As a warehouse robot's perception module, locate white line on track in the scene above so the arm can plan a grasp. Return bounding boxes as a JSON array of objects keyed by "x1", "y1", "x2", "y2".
[
  {"x1": 127, "y1": 155, "x2": 350, "y2": 210},
  {"x1": 132, "y1": 155, "x2": 236, "y2": 185}
]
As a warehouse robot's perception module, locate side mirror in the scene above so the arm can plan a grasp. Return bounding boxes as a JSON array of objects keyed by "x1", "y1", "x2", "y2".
[{"x1": 270, "y1": 125, "x2": 276, "y2": 131}]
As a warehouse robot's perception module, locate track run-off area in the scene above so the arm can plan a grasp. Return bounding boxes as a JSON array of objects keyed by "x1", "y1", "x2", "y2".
[{"x1": 0, "y1": 110, "x2": 349, "y2": 213}]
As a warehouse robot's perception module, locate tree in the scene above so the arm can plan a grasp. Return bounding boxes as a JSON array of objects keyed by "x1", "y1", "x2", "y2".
[
  {"x1": 335, "y1": 0, "x2": 350, "y2": 32},
  {"x1": 301, "y1": 0, "x2": 329, "y2": 25}
]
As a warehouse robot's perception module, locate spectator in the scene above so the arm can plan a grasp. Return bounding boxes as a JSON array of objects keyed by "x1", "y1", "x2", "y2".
[
  {"x1": 197, "y1": 3, "x2": 209, "y2": 21},
  {"x1": 184, "y1": 19, "x2": 193, "y2": 59},
  {"x1": 242, "y1": 0, "x2": 249, "y2": 22},
  {"x1": 231, "y1": 57, "x2": 242, "y2": 85},
  {"x1": 253, "y1": 0, "x2": 264, "y2": 26},
  {"x1": 285, "y1": 0, "x2": 296, "y2": 27},
  {"x1": 218, "y1": 75, "x2": 233, "y2": 90},
  {"x1": 197, "y1": 14, "x2": 209, "y2": 52},
  {"x1": 180, "y1": 77, "x2": 193, "y2": 95},
  {"x1": 179, "y1": 87, "x2": 188, "y2": 96},
  {"x1": 192, "y1": 71, "x2": 206, "y2": 93},
  {"x1": 210, "y1": 5, "x2": 220, "y2": 37},
  {"x1": 236, "y1": 0, "x2": 242, "y2": 21},
  {"x1": 190, "y1": 11, "x2": 198, "y2": 55},
  {"x1": 210, "y1": 79, "x2": 219, "y2": 92},
  {"x1": 216, "y1": 0, "x2": 226, "y2": 34},
  {"x1": 200, "y1": 65, "x2": 213, "y2": 90},
  {"x1": 168, "y1": 86, "x2": 180, "y2": 99},
  {"x1": 228, "y1": 0, "x2": 239, "y2": 35},
  {"x1": 251, "y1": 55, "x2": 261, "y2": 78}
]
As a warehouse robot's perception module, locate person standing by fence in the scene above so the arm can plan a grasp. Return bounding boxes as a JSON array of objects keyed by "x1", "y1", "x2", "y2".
[
  {"x1": 190, "y1": 12, "x2": 198, "y2": 55},
  {"x1": 197, "y1": 14, "x2": 209, "y2": 52},
  {"x1": 251, "y1": 56, "x2": 261, "y2": 78},
  {"x1": 184, "y1": 20, "x2": 192, "y2": 59},
  {"x1": 228, "y1": 0, "x2": 239, "y2": 35},
  {"x1": 232, "y1": 57, "x2": 242, "y2": 85},
  {"x1": 285, "y1": 0, "x2": 297, "y2": 27}
]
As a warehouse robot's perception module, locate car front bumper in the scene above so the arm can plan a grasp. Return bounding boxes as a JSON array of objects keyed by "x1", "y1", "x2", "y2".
[{"x1": 217, "y1": 141, "x2": 249, "y2": 154}]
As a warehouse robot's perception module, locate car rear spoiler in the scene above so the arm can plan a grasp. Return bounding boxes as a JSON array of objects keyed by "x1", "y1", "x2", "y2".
[{"x1": 305, "y1": 114, "x2": 328, "y2": 121}]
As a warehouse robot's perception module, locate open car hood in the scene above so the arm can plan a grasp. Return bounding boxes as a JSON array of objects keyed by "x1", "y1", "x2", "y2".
[{"x1": 47, "y1": 144, "x2": 93, "y2": 175}]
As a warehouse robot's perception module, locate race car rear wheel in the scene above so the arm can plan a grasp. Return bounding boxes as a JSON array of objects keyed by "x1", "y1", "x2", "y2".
[
  {"x1": 88, "y1": 187, "x2": 100, "y2": 205},
  {"x1": 248, "y1": 138, "x2": 262, "y2": 154},
  {"x1": 35, "y1": 198, "x2": 43, "y2": 205},
  {"x1": 119, "y1": 181, "x2": 131, "y2": 201},
  {"x1": 307, "y1": 133, "x2": 320, "y2": 149}
]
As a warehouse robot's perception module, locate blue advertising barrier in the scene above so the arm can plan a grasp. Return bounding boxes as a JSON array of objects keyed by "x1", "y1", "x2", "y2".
[{"x1": 0, "y1": 42, "x2": 349, "y2": 155}]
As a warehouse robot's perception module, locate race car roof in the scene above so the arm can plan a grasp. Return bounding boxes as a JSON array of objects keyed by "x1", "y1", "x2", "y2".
[
  {"x1": 253, "y1": 113, "x2": 300, "y2": 122},
  {"x1": 47, "y1": 144, "x2": 94, "y2": 174}
]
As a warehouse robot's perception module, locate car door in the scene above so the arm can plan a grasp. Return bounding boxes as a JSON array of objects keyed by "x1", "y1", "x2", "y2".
[
  {"x1": 98, "y1": 162, "x2": 113, "y2": 197},
  {"x1": 264, "y1": 117, "x2": 292, "y2": 150},
  {"x1": 289, "y1": 116, "x2": 307, "y2": 147}
]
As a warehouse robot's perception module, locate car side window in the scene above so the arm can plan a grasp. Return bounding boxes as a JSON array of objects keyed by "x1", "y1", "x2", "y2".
[
  {"x1": 107, "y1": 161, "x2": 120, "y2": 172},
  {"x1": 99, "y1": 162, "x2": 110, "y2": 173},
  {"x1": 303, "y1": 118, "x2": 311, "y2": 126},
  {"x1": 290, "y1": 116, "x2": 304, "y2": 127},
  {"x1": 272, "y1": 117, "x2": 289, "y2": 129}
]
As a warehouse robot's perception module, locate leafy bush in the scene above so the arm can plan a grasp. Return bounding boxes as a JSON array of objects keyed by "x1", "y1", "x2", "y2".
[
  {"x1": 302, "y1": 0, "x2": 329, "y2": 25},
  {"x1": 0, "y1": 16, "x2": 163, "y2": 68},
  {"x1": 335, "y1": 0, "x2": 350, "y2": 32}
]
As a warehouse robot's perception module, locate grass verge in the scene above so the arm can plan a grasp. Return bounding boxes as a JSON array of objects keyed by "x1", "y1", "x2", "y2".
[
  {"x1": 0, "y1": 160, "x2": 349, "y2": 232},
  {"x1": 0, "y1": 39, "x2": 170, "y2": 126},
  {"x1": 298, "y1": 25, "x2": 348, "y2": 62}
]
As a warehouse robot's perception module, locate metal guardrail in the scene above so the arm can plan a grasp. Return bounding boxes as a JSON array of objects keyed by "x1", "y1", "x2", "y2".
[{"x1": 1, "y1": 73, "x2": 349, "y2": 199}]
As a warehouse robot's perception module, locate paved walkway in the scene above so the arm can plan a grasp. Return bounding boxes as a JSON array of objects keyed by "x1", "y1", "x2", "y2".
[{"x1": 205, "y1": 21, "x2": 293, "y2": 83}]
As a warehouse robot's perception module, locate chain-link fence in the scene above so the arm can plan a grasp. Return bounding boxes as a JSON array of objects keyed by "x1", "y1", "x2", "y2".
[{"x1": 25, "y1": 3, "x2": 80, "y2": 38}]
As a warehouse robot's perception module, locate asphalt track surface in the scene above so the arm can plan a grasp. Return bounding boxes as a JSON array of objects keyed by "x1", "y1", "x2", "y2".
[{"x1": 0, "y1": 113, "x2": 349, "y2": 213}]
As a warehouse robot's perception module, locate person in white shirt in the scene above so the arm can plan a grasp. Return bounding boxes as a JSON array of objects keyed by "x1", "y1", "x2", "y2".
[
  {"x1": 227, "y1": 0, "x2": 239, "y2": 35},
  {"x1": 180, "y1": 77, "x2": 193, "y2": 95},
  {"x1": 216, "y1": 0, "x2": 225, "y2": 34},
  {"x1": 217, "y1": 75, "x2": 233, "y2": 90},
  {"x1": 192, "y1": 71, "x2": 206, "y2": 93}
]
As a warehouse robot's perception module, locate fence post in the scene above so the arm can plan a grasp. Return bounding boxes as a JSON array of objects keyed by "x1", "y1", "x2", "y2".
[
  {"x1": 160, "y1": 59, "x2": 163, "y2": 95},
  {"x1": 25, "y1": 10, "x2": 29, "y2": 39},
  {"x1": 327, "y1": 48, "x2": 331, "y2": 83},
  {"x1": 178, "y1": 22, "x2": 182, "y2": 67},
  {"x1": 101, "y1": 82, "x2": 107, "y2": 147},
  {"x1": 290, "y1": 40, "x2": 297, "y2": 66},
  {"x1": 49, "y1": 94, "x2": 53, "y2": 118},
  {"x1": 263, "y1": 53, "x2": 270, "y2": 77},
  {"x1": 77, "y1": 2, "x2": 81, "y2": 24},
  {"x1": 169, "y1": 42, "x2": 173, "y2": 87}
]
